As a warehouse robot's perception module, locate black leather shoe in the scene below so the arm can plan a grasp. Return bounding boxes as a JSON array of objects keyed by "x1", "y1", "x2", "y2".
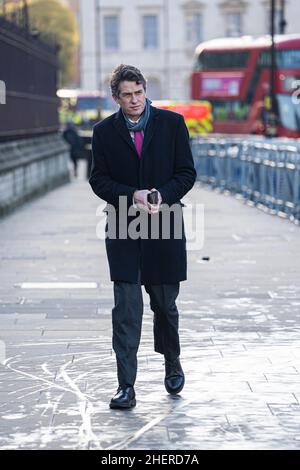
[
  {"x1": 109, "y1": 386, "x2": 136, "y2": 409},
  {"x1": 164, "y1": 357, "x2": 185, "y2": 395}
]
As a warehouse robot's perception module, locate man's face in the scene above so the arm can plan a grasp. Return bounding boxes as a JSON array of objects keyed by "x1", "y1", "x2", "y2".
[{"x1": 113, "y1": 81, "x2": 146, "y2": 120}]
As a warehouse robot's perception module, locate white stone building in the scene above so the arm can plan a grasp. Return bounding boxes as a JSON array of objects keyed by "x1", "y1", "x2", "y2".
[{"x1": 78, "y1": 0, "x2": 300, "y2": 101}]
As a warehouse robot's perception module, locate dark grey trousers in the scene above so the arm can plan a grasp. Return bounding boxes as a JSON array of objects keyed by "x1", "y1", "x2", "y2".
[{"x1": 112, "y1": 274, "x2": 180, "y2": 388}]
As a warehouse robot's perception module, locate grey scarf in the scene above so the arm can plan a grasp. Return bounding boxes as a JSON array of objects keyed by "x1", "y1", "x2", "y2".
[{"x1": 122, "y1": 97, "x2": 152, "y2": 132}]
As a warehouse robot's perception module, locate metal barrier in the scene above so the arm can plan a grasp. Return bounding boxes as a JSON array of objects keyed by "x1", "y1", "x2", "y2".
[
  {"x1": 191, "y1": 136, "x2": 300, "y2": 223},
  {"x1": 0, "y1": 15, "x2": 59, "y2": 140}
]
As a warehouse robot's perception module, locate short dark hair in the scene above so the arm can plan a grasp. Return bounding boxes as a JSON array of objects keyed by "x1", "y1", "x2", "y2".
[{"x1": 110, "y1": 64, "x2": 147, "y2": 97}]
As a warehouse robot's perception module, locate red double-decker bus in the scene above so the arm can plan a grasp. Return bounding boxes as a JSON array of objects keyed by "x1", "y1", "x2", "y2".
[{"x1": 191, "y1": 35, "x2": 300, "y2": 137}]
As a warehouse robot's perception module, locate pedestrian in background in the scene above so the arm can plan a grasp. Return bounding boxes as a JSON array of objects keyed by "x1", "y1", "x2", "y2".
[
  {"x1": 63, "y1": 121, "x2": 84, "y2": 177},
  {"x1": 89, "y1": 64, "x2": 196, "y2": 409}
]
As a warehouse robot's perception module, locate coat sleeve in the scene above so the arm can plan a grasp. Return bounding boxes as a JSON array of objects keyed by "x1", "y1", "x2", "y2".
[
  {"x1": 89, "y1": 126, "x2": 137, "y2": 207},
  {"x1": 158, "y1": 115, "x2": 197, "y2": 206}
]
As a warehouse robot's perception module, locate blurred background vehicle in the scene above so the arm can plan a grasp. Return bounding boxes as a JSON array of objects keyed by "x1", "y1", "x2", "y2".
[
  {"x1": 153, "y1": 100, "x2": 213, "y2": 138},
  {"x1": 191, "y1": 34, "x2": 300, "y2": 138},
  {"x1": 57, "y1": 88, "x2": 114, "y2": 129}
]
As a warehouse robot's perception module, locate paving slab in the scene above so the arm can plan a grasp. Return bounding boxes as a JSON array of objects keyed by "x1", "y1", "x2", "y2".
[{"x1": 0, "y1": 163, "x2": 300, "y2": 449}]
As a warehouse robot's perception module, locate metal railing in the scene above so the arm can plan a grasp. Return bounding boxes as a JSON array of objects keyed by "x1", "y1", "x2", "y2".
[
  {"x1": 191, "y1": 136, "x2": 300, "y2": 223},
  {"x1": 0, "y1": 14, "x2": 59, "y2": 140}
]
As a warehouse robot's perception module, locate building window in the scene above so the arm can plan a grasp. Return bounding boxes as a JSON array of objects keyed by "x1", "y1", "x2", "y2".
[
  {"x1": 143, "y1": 15, "x2": 158, "y2": 49},
  {"x1": 186, "y1": 13, "x2": 203, "y2": 47},
  {"x1": 226, "y1": 12, "x2": 242, "y2": 37},
  {"x1": 104, "y1": 15, "x2": 119, "y2": 50}
]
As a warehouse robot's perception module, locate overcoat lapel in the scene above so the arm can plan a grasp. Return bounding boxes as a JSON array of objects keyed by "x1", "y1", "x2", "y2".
[
  {"x1": 113, "y1": 109, "x2": 137, "y2": 154},
  {"x1": 141, "y1": 106, "x2": 159, "y2": 156}
]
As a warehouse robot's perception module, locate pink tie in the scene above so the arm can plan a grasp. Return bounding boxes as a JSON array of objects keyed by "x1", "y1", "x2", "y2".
[{"x1": 134, "y1": 131, "x2": 143, "y2": 159}]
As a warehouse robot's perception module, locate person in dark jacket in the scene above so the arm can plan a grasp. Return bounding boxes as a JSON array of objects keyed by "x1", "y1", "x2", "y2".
[
  {"x1": 63, "y1": 122, "x2": 84, "y2": 177},
  {"x1": 89, "y1": 64, "x2": 196, "y2": 409}
]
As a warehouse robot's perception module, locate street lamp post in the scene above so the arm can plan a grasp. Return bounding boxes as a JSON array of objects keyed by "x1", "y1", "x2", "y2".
[
  {"x1": 95, "y1": 0, "x2": 101, "y2": 92},
  {"x1": 279, "y1": 0, "x2": 287, "y2": 34},
  {"x1": 270, "y1": 0, "x2": 276, "y2": 109},
  {"x1": 23, "y1": 0, "x2": 29, "y2": 32},
  {"x1": 266, "y1": 0, "x2": 278, "y2": 137}
]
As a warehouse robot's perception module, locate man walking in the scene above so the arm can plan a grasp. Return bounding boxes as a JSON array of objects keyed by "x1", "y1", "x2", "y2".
[{"x1": 89, "y1": 64, "x2": 196, "y2": 409}]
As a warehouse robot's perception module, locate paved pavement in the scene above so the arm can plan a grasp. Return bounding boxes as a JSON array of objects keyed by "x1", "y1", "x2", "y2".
[{"x1": 0, "y1": 161, "x2": 300, "y2": 450}]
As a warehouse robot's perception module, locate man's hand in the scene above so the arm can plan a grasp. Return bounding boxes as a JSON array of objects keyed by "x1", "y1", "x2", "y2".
[
  {"x1": 133, "y1": 189, "x2": 162, "y2": 214},
  {"x1": 133, "y1": 189, "x2": 151, "y2": 213}
]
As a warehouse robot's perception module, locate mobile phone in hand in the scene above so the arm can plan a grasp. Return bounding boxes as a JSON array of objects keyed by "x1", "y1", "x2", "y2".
[{"x1": 147, "y1": 191, "x2": 159, "y2": 205}]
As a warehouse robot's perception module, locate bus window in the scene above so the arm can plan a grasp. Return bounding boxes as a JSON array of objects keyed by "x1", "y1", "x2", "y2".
[
  {"x1": 212, "y1": 100, "x2": 249, "y2": 121},
  {"x1": 277, "y1": 49, "x2": 300, "y2": 69},
  {"x1": 277, "y1": 94, "x2": 300, "y2": 132},
  {"x1": 196, "y1": 51, "x2": 249, "y2": 70}
]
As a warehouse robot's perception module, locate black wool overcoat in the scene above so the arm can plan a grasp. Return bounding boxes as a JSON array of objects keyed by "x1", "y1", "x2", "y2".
[{"x1": 89, "y1": 105, "x2": 196, "y2": 285}]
